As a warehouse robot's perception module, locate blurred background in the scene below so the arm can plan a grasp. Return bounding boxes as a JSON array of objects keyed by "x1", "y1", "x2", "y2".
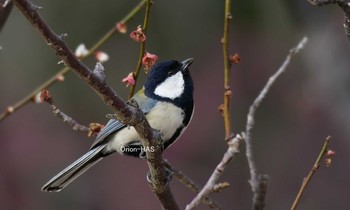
[{"x1": 1, "y1": 0, "x2": 350, "y2": 209}]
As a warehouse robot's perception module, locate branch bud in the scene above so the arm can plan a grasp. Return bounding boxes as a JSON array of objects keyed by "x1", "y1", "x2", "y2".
[{"x1": 93, "y1": 62, "x2": 106, "y2": 81}]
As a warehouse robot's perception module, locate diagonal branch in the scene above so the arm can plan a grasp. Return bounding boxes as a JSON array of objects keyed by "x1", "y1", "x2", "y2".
[
  {"x1": 290, "y1": 136, "x2": 333, "y2": 210},
  {"x1": 163, "y1": 160, "x2": 221, "y2": 210},
  {"x1": 40, "y1": 88, "x2": 104, "y2": 137},
  {"x1": 243, "y1": 36, "x2": 308, "y2": 210},
  {"x1": 12, "y1": 0, "x2": 178, "y2": 209},
  {"x1": 0, "y1": 0, "x2": 147, "y2": 123},
  {"x1": 185, "y1": 135, "x2": 242, "y2": 210}
]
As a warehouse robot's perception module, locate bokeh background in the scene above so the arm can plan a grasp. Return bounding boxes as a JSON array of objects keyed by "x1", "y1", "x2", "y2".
[{"x1": 1, "y1": 0, "x2": 350, "y2": 209}]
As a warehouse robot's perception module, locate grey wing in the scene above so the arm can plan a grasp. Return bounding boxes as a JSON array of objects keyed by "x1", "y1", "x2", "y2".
[
  {"x1": 90, "y1": 119, "x2": 126, "y2": 149},
  {"x1": 89, "y1": 92, "x2": 158, "y2": 149},
  {"x1": 129, "y1": 88, "x2": 159, "y2": 114}
]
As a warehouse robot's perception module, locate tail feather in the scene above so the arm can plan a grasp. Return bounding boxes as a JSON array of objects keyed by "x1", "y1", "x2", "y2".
[{"x1": 41, "y1": 145, "x2": 106, "y2": 192}]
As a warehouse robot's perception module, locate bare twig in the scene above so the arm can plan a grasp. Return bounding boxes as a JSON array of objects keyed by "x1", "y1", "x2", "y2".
[
  {"x1": 51, "y1": 105, "x2": 89, "y2": 132},
  {"x1": 164, "y1": 160, "x2": 221, "y2": 210},
  {"x1": 243, "y1": 36, "x2": 308, "y2": 210},
  {"x1": 128, "y1": 0, "x2": 152, "y2": 98},
  {"x1": 290, "y1": 136, "x2": 333, "y2": 210},
  {"x1": 213, "y1": 182, "x2": 230, "y2": 192},
  {"x1": 0, "y1": 0, "x2": 147, "y2": 122},
  {"x1": 41, "y1": 88, "x2": 106, "y2": 137},
  {"x1": 222, "y1": 0, "x2": 233, "y2": 141},
  {"x1": 40, "y1": 89, "x2": 90, "y2": 133},
  {"x1": 185, "y1": 135, "x2": 242, "y2": 210},
  {"x1": 13, "y1": 0, "x2": 178, "y2": 209}
]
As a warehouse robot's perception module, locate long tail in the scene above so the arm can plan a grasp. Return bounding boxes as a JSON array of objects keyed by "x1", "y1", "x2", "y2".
[{"x1": 41, "y1": 145, "x2": 107, "y2": 192}]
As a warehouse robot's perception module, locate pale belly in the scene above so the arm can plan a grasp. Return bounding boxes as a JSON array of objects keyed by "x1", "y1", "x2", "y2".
[{"x1": 106, "y1": 102, "x2": 185, "y2": 155}]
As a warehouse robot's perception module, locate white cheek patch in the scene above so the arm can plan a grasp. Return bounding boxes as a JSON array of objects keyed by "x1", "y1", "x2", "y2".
[{"x1": 154, "y1": 71, "x2": 184, "y2": 99}]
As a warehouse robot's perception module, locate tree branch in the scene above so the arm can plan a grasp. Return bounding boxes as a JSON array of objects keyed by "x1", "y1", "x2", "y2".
[
  {"x1": 185, "y1": 134, "x2": 242, "y2": 210},
  {"x1": 0, "y1": 0, "x2": 147, "y2": 123},
  {"x1": 12, "y1": 0, "x2": 177, "y2": 209},
  {"x1": 222, "y1": 0, "x2": 233, "y2": 141},
  {"x1": 307, "y1": 0, "x2": 350, "y2": 40},
  {"x1": 291, "y1": 136, "x2": 333, "y2": 210},
  {"x1": 186, "y1": 1, "x2": 242, "y2": 209},
  {"x1": 243, "y1": 36, "x2": 308, "y2": 210},
  {"x1": 163, "y1": 160, "x2": 221, "y2": 210},
  {"x1": 128, "y1": 0, "x2": 152, "y2": 98},
  {"x1": 50, "y1": 104, "x2": 90, "y2": 134},
  {"x1": 40, "y1": 89, "x2": 107, "y2": 137}
]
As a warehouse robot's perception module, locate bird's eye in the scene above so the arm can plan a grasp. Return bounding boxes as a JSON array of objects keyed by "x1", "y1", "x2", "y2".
[{"x1": 168, "y1": 71, "x2": 176, "y2": 76}]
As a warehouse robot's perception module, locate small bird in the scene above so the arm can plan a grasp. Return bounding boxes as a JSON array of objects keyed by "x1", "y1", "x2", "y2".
[{"x1": 42, "y1": 58, "x2": 195, "y2": 192}]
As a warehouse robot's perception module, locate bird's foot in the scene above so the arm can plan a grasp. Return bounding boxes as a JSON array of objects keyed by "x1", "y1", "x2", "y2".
[{"x1": 146, "y1": 167, "x2": 173, "y2": 186}]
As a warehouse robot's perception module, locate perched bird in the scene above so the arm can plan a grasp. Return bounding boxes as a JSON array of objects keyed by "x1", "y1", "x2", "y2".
[{"x1": 42, "y1": 58, "x2": 195, "y2": 192}]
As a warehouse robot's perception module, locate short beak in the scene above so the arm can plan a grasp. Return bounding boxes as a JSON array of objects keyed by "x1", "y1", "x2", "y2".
[{"x1": 181, "y1": 58, "x2": 194, "y2": 70}]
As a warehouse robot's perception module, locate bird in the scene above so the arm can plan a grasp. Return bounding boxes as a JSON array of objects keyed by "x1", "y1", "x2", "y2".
[{"x1": 41, "y1": 58, "x2": 195, "y2": 192}]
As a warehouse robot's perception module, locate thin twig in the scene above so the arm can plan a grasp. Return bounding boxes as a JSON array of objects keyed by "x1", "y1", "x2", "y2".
[
  {"x1": 50, "y1": 105, "x2": 89, "y2": 132},
  {"x1": 41, "y1": 87, "x2": 110, "y2": 136},
  {"x1": 164, "y1": 160, "x2": 221, "y2": 210},
  {"x1": 222, "y1": 0, "x2": 233, "y2": 141},
  {"x1": 185, "y1": 135, "x2": 242, "y2": 210},
  {"x1": 128, "y1": 0, "x2": 152, "y2": 99},
  {"x1": 213, "y1": 182, "x2": 230, "y2": 192},
  {"x1": 13, "y1": 0, "x2": 178, "y2": 209},
  {"x1": 243, "y1": 36, "x2": 308, "y2": 210},
  {"x1": 290, "y1": 136, "x2": 332, "y2": 210},
  {"x1": 0, "y1": 0, "x2": 147, "y2": 122}
]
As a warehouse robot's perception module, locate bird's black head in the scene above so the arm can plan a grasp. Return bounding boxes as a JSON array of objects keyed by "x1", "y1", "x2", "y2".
[{"x1": 144, "y1": 58, "x2": 194, "y2": 108}]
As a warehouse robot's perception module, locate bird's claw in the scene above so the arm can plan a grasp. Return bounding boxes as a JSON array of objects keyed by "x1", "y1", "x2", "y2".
[
  {"x1": 139, "y1": 150, "x2": 146, "y2": 159},
  {"x1": 146, "y1": 167, "x2": 173, "y2": 186},
  {"x1": 127, "y1": 99, "x2": 139, "y2": 109}
]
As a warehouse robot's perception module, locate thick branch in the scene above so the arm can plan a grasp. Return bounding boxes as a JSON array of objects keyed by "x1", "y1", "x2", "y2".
[
  {"x1": 14, "y1": 0, "x2": 132, "y2": 118},
  {"x1": 243, "y1": 37, "x2": 308, "y2": 210},
  {"x1": 0, "y1": 0, "x2": 147, "y2": 123},
  {"x1": 13, "y1": 0, "x2": 177, "y2": 209}
]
